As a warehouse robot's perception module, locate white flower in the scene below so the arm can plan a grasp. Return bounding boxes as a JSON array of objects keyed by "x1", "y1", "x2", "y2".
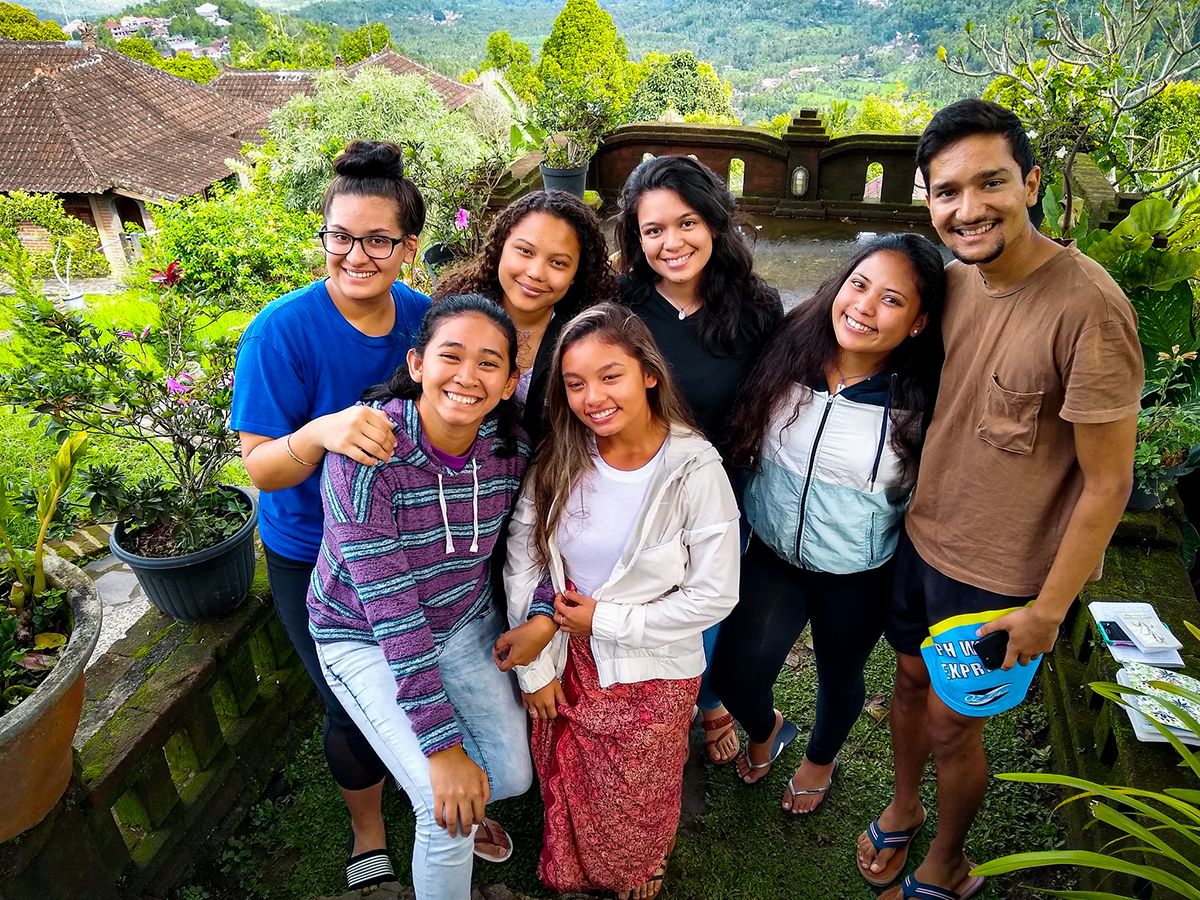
[
  {"x1": 1055, "y1": 146, "x2": 1068, "y2": 159},
  {"x1": 1026, "y1": 129, "x2": 1039, "y2": 139}
]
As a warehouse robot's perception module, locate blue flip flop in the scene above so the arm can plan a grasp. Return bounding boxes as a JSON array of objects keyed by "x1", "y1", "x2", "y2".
[
  {"x1": 738, "y1": 715, "x2": 799, "y2": 785},
  {"x1": 857, "y1": 807, "x2": 926, "y2": 886},
  {"x1": 898, "y1": 870, "x2": 985, "y2": 900}
]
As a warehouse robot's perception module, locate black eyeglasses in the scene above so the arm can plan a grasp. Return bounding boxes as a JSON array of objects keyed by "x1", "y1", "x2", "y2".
[{"x1": 318, "y1": 230, "x2": 408, "y2": 260}]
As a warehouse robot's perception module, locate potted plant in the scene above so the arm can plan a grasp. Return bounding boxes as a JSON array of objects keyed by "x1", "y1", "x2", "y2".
[
  {"x1": 0, "y1": 431, "x2": 101, "y2": 842},
  {"x1": 0, "y1": 239, "x2": 258, "y2": 623},
  {"x1": 1130, "y1": 347, "x2": 1200, "y2": 509},
  {"x1": 411, "y1": 148, "x2": 510, "y2": 272},
  {"x1": 532, "y1": 84, "x2": 618, "y2": 196}
]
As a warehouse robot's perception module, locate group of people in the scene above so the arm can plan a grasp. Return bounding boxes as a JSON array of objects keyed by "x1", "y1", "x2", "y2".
[{"x1": 229, "y1": 97, "x2": 1143, "y2": 900}]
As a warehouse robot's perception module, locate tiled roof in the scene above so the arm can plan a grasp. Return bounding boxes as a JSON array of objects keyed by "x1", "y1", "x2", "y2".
[
  {"x1": 210, "y1": 48, "x2": 480, "y2": 111},
  {"x1": 0, "y1": 40, "x2": 271, "y2": 199}
]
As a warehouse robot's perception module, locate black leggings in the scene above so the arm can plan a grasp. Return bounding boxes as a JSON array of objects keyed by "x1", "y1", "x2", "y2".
[
  {"x1": 710, "y1": 536, "x2": 890, "y2": 766},
  {"x1": 264, "y1": 545, "x2": 387, "y2": 791}
]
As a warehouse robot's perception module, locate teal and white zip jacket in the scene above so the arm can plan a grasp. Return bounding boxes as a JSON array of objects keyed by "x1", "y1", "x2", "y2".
[{"x1": 745, "y1": 375, "x2": 913, "y2": 574}]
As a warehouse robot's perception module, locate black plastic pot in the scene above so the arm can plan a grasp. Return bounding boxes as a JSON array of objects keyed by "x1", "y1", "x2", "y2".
[
  {"x1": 421, "y1": 242, "x2": 457, "y2": 271},
  {"x1": 540, "y1": 161, "x2": 589, "y2": 197},
  {"x1": 110, "y1": 486, "x2": 259, "y2": 622}
]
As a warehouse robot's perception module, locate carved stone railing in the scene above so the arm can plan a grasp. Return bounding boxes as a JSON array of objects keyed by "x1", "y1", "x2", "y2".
[
  {"x1": 0, "y1": 550, "x2": 315, "y2": 900},
  {"x1": 491, "y1": 110, "x2": 931, "y2": 223}
]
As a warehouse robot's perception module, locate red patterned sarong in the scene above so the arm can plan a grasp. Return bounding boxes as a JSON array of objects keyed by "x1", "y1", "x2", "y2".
[{"x1": 532, "y1": 635, "x2": 699, "y2": 893}]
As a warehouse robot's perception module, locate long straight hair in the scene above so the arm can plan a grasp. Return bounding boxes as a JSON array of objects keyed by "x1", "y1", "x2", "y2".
[
  {"x1": 529, "y1": 302, "x2": 697, "y2": 566},
  {"x1": 614, "y1": 155, "x2": 780, "y2": 356},
  {"x1": 727, "y1": 233, "x2": 947, "y2": 478},
  {"x1": 360, "y1": 294, "x2": 523, "y2": 458}
]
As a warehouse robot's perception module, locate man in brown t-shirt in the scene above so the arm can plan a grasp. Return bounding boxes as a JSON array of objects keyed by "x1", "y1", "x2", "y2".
[{"x1": 856, "y1": 99, "x2": 1142, "y2": 900}]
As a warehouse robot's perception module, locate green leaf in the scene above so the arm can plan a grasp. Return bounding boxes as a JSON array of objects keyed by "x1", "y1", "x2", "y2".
[
  {"x1": 1130, "y1": 283, "x2": 1199, "y2": 353},
  {"x1": 971, "y1": 849, "x2": 1200, "y2": 898},
  {"x1": 1113, "y1": 198, "x2": 1185, "y2": 239}
]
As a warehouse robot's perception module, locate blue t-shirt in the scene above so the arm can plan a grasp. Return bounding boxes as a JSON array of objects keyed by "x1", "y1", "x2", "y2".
[{"x1": 230, "y1": 278, "x2": 430, "y2": 562}]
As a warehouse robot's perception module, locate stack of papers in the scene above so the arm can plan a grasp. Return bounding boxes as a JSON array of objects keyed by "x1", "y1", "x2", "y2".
[{"x1": 1087, "y1": 601, "x2": 1185, "y2": 668}]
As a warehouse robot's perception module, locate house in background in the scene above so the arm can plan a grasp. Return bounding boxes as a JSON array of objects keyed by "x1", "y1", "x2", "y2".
[
  {"x1": 210, "y1": 48, "x2": 480, "y2": 112},
  {"x1": 0, "y1": 37, "x2": 270, "y2": 274}
]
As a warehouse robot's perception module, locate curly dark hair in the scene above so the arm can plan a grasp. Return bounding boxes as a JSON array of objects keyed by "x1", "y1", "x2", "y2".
[
  {"x1": 614, "y1": 155, "x2": 780, "y2": 356},
  {"x1": 433, "y1": 190, "x2": 618, "y2": 317},
  {"x1": 727, "y1": 233, "x2": 947, "y2": 478}
]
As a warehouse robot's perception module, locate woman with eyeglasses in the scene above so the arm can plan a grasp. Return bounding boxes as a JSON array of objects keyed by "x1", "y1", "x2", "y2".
[{"x1": 231, "y1": 140, "x2": 434, "y2": 892}]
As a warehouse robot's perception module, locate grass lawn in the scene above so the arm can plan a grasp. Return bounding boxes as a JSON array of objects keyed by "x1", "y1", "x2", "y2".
[{"x1": 175, "y1": 642, "x2": 1072, "y2": 900}]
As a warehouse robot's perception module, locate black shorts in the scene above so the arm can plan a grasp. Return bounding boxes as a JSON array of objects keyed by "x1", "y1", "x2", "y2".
[{"x1": 885, "y1": 528, "x2": 1036, "y2": 657}]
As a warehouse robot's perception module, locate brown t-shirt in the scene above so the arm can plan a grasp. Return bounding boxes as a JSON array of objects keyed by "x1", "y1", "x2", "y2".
[{"x1": 906, "y1": 244, "x2": 1143, "y2": 596}]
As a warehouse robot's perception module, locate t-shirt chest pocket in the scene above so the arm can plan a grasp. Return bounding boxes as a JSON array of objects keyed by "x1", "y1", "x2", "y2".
[{"x1": 976, "y1": 373, "x2": 1044, "y2": 455}]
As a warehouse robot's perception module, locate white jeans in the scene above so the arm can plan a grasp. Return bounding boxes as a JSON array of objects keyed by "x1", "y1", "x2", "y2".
[{"x1": 316, "y1": 608, "x2": 532, "y2": 900}]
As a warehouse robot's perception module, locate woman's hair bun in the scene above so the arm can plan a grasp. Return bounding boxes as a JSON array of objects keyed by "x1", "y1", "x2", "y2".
[{"x1": 333, "y1": 141, "x2": 405, "y2": 180}]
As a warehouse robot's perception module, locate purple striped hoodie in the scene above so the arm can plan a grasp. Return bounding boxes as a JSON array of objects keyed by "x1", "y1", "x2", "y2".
[{"x1": 307, "y1": 397, "x2": 529, "y2": 755}]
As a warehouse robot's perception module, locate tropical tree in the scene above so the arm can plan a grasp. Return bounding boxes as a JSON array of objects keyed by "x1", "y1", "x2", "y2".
[
  {"x1": 338, "y1": 22, "x2": 392, "y2": 65},
  {"x1": 0, "y1": 2, "x2": 66, "y2": 40},
  {"x1": 115, "y1": 36, "x2": 163, "y2": 66},
  {"x1": 247, "y1": 67, "x2": 487, "y2": 224},
  {"x1": 941, "y1": 0, "x2": 1200, "y2": 191},
  {"x1": 535, "y1": 0, "x2": 637, "y2": 115},
  {"x1": 851, "y1": 84, "x2": 935, "y2": 134},
  {"x1": 625, "y1": 51, "x2": 737, "y2": 124},
  {"x1": 479, "y1": 30, "x2": 540, "y2": 103}
]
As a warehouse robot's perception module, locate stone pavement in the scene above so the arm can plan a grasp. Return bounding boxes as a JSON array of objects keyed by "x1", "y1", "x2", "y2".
[{"x1": 83, "y1": 550, "x2": 153, "y2": 665}]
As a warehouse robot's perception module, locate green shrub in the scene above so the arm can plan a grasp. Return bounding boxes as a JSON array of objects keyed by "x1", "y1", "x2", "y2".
[
  {"x1": 0, "y1": 191, "x2": 109, "y2": 280},
  {"x1": 135, "y1": 187, "x2": 321, "y2": 312}
]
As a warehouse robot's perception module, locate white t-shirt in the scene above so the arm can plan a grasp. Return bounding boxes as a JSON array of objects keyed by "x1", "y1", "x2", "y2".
[{"x1": 557, "y1": 439, "x2": 667, "y2": 598}]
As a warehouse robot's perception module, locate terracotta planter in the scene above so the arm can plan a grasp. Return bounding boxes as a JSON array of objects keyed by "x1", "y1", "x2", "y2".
[{"x1": 0, "y1": 555, "x2": 101, "y2": 842}]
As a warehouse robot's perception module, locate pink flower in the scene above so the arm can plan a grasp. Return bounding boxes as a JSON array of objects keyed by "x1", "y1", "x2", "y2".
[
  {"x1": 454, "y1": 208, "x2": 470, "y2": 231},
  {"x1": 166, "y1": 377, "x2": 191, "y2": 394},
  {"x1": 117, "y1": 331, "x2": 136, "y2": 340},
  {"x1": 150, "y1": 261, "x2": 183, "y2": 287},
  {"x1": 140, "y1": 325, "x2": 152, "y2": 340}
]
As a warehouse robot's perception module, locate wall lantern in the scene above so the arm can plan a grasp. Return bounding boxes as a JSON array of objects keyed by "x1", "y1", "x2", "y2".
[{"x1": 790, "y1": 166, "x2": 810, "y2": 198}]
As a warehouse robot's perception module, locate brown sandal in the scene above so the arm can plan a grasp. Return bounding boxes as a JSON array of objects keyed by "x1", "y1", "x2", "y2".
[{"x1": 701, "y1": 711, "x2": 740, "y2": 765}]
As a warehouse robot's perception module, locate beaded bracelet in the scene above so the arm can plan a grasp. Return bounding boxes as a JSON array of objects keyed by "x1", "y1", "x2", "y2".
[{"x1": 285, "y1": 433, "x2": 316, "y2": 467}]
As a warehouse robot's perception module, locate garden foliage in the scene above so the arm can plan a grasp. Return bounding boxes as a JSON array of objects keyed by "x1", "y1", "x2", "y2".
[
  {"x1": 0, "y1": 191, "x2": 108, "y2": 279},
  {"x1": 0, "y1": 2, "x2": 65, "y2": 40},
  {"x1": 133, "y1": 187, "x2": 320, "y2": 312},
  {"x1": 0, "y1": 243, "x2": 247, "y2": 557},
  {"x1": 625, "y1": 51, "x2": 737, "y2": 124},
  {"x1": 248, "y1": 67, "x2": 487, "y2": 224}
]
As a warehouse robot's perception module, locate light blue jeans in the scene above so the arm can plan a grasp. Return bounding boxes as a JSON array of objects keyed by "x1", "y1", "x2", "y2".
[{"x1": 316, "y1": 608, "x2": 532, "y2": 900}]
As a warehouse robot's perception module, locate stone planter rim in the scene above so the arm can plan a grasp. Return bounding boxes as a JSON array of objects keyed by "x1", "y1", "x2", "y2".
[
  {"x1": 109, "y1": 485, "x2": 257, "y2": 569},
  {"x1": 0, "y1": 554, "x2": 101, "y2": 741}
]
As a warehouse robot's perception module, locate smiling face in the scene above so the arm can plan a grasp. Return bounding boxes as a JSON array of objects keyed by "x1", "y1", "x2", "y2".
[
  {"x1": 831, "y1": 250, "x2": 926, "y2": 368},
  {"x1": 635, "y1": 188, "x2": 714, "y2": 297},
  {"x1": 497, "y1": 211, "x2": 581, "y2": 324},
  {"x1": 561, "y1": 335, "x2": 658, "y2": 442},
  {"x1": 925, "y1": 132, "x2": 1040, "y2": 269},
  {"x1": 323, "y1": 193, "x2": 417, "y2": 309},
  {"x1": 408, "y1": 312, "x2": 518, "y2": 446}
]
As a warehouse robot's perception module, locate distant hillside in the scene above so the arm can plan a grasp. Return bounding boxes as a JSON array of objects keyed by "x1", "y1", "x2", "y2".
[{"x1": 54, "y1": 0, "x2": 1093, "y2": 119}]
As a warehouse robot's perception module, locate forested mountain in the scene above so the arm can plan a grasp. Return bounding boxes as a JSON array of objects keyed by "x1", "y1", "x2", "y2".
[{"x1": 282, "y1": 0, "x2": 1090, "y2": 117}]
